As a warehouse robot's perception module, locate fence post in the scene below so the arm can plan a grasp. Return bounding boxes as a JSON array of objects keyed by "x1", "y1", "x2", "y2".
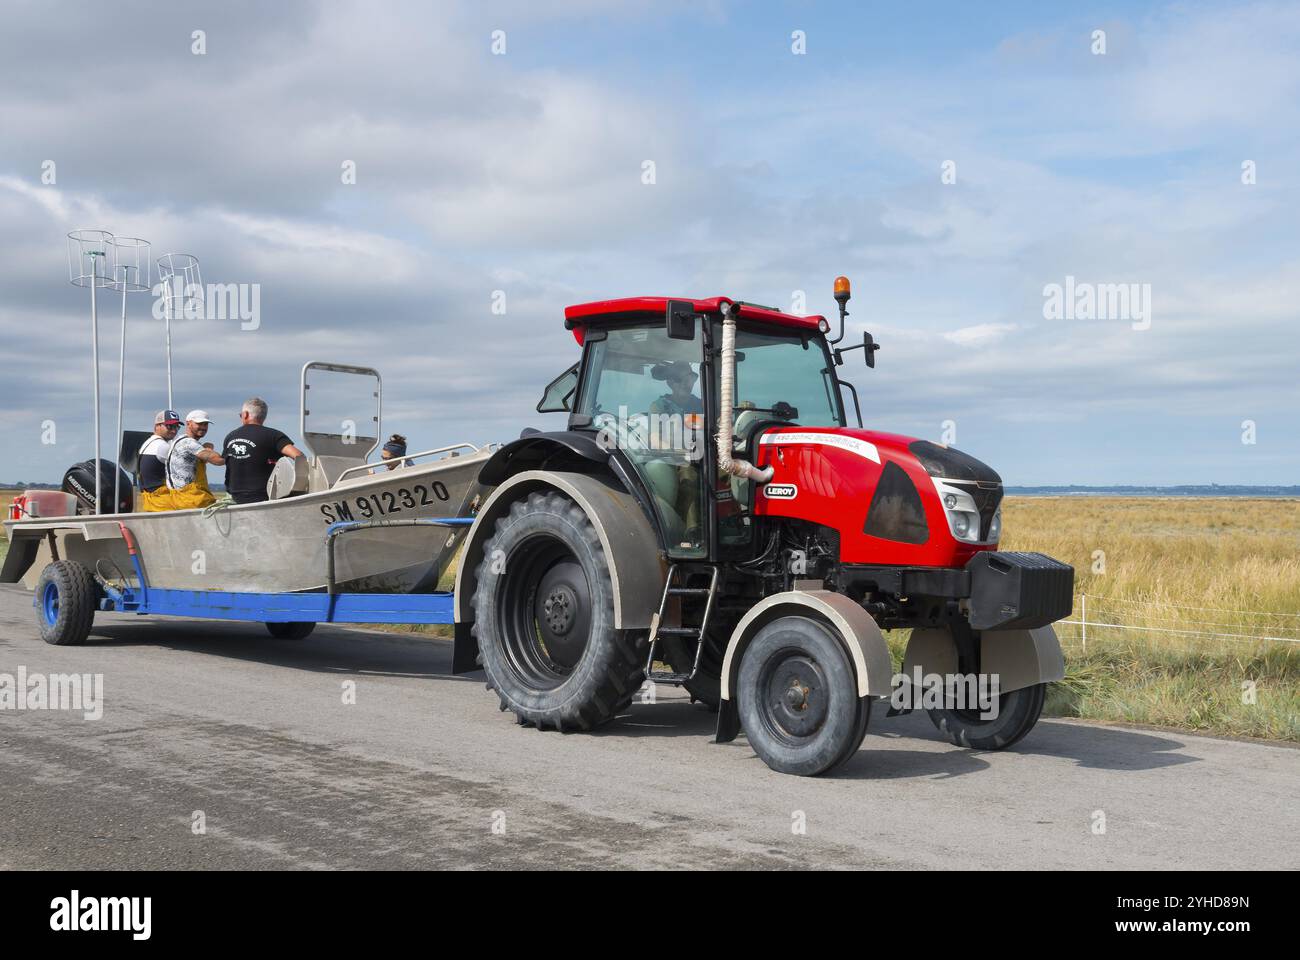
[{"x1": 1081, "y1": 593, "x2": 1087, "y2": 653}]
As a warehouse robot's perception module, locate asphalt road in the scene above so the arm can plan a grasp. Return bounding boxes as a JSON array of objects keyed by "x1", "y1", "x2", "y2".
[{"x1": 1, "y1": 583, "x2": 1296, "y2": 870}]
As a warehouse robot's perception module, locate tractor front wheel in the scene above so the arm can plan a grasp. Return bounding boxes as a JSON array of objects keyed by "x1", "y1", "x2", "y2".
[
  {"x1": 472, "y1": 491, "x2": 647, "y2": 732},
  {"x1": 737, "y1": 616, "x2": 870, "y2": 776},
  {"x1": 926, "y1": 682, "x2": 1046, "y2": 750}
]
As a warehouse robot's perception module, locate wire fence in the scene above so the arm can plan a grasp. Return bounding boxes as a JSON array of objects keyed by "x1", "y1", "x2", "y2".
[{"x1": 1059, "y1": 593, "x2": 1300, "y2": 650}]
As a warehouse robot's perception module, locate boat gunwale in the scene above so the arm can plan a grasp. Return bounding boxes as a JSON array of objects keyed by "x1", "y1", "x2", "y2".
[{"x1": 2, "y1": 447, "x2": 492, "y2": 534}]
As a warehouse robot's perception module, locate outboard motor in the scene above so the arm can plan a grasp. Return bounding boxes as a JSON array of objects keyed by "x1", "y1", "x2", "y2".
[{"x1": 62, "y1": 459, "x2": 134, "y2": 515}]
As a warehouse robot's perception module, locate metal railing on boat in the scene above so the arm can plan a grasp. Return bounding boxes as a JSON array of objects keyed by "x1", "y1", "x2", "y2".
[{"x1": 330, "y1": 443, "x2": 481, "y2": 485}]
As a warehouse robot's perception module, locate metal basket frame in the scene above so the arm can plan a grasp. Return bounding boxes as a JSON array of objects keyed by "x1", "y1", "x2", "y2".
[{"x1": 66, "y1": 229, "x2": 115, "y2": 289}]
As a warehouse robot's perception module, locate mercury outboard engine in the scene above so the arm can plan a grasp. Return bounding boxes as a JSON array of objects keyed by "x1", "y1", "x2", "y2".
[{"x1": 62, "y1": 459, "x2": 134, "y2": 515}]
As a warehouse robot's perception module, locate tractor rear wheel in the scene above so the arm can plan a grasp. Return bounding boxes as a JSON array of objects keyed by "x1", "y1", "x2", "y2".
[
  {"x1": 737, "y1": 616, "x2": 870, "y2": 776},
  {"x1": 34, "y1": 560, "x2": 97, "y2": 646},
  {"x1": 472, "y1": 491, "x2": 648, "y2": 732},
  {"x1": 926, "y1": 682, "x2": 1046, "y2": 750}
]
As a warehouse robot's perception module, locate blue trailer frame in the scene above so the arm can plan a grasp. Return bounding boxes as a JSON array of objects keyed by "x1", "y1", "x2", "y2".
[{"x1": 95, "y1": 517, "x2": 472, "y2": 626}]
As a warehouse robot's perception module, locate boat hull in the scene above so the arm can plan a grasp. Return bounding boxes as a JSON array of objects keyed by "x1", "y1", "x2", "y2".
[{"x1": 2, "y1": 451, "x2": 493, "y2": 595}]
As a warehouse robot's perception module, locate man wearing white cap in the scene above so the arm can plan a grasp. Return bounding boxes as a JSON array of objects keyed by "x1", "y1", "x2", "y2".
[{"x1": 164, "y1": 410, "x2": 226, "y2": 510}]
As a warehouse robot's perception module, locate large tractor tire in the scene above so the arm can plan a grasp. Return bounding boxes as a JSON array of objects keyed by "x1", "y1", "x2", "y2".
[
  {"x1": 34, "y1": 560, "x2": 98, "y2": 646},
  {"x1": 737, "y1": 615, "x2": 870, "y2": 776},
  {"x1": 472, "y1": 491, "x2": 648, "y2": 732},
  {"x1": 926, "y1": 682, "x2": 1046, "y2": 750}
]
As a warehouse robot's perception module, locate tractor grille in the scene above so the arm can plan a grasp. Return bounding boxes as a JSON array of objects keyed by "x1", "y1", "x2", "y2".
[{"x1": 960, "y1": 481, "x2": 1003, "y2": 541}]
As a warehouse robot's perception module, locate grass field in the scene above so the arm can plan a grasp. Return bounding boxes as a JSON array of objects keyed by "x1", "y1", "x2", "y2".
[
  {"x1": 992, "y1": 497, "x2": 1300, "y2": 742},
  {"x1": 3, "y1": 492, "x2": 1296, "y2": 741}
]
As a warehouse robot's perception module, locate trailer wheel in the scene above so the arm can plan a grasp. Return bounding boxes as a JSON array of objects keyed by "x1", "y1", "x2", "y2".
[
  {"x1": 472, "y1": 491, "x2": 648, "y2": 732},
  {"x1": 926, "y1": 682, "x2": 1046, "y2": 750},
  {"x1": 737, "y1": 616, "x2": 870, "y2": 776},
  {"x1": 265, "y1": 621, "x2": 316, "y2": 641},
  {"x1": 33, "y1": 560, "x2": 97, "y2": 646}
]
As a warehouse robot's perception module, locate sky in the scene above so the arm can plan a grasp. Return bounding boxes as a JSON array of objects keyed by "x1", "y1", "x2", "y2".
[{"x1": 0, "y1": 0, "x2": 1297, "y2": 486}]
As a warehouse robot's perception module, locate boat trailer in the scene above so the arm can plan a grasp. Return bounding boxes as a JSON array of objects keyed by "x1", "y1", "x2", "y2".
[{"x1": 44, "y1": 518, "x2": 471, "y2": 638}]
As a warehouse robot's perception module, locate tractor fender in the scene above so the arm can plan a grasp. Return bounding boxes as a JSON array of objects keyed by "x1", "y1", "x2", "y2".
[
  {"x1": 903, "y1": 625, "x2": 1065, "y2": 694},
  {"x1": 453, "y1": 470, "x2": 667, "y2": 670},
  {"x1": 477, "y1": 432, "x2": 610, "y2": 486},
  {"x1": 719, "y1": 591, "x2": 894, "y2": 701}
]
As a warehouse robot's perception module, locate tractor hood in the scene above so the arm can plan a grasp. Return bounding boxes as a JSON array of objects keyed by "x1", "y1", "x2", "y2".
[
  {"x1": 752, "y1": 426, "x2": 1003, "y2": 566},
  {"x1": 757, "y1": 426, "x2": 1000, "y2": 483}
]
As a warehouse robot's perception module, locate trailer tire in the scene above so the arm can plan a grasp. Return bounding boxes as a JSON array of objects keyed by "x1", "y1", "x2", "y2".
[
  {"x1": 265, "y1": 621, "x2": 316, "y2": 641},
  {"x1": 34, "y1": 561, "x2": 97, "y2": 647},
  {"x1": 472, "y1": 491, "x2": 648, "y2": 732},
  {"x1": 737, "y1": 615, "x2": 870, "y2": 776},
  {"x1": 926, "y1": 681, "x2": 1045, "y2": 750}
]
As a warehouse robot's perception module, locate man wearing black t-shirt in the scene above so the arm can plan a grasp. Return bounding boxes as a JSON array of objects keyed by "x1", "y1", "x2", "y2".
[{"x1": 222, "y1": 397, "x2": 305, "y2": 504}]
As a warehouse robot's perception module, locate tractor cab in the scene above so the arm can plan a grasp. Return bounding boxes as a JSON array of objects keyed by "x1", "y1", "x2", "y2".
[{"x1": 545, "y1": 296, "x2": 850, "y2": 560}]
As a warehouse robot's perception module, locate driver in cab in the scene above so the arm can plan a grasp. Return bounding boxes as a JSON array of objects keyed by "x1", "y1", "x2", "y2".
[
  {"x1": 649, "y1": 361, "x2": 703, "y2": 418},
  {"x1": 646, "y1": 361, "x2": 703, "y2": 541}
]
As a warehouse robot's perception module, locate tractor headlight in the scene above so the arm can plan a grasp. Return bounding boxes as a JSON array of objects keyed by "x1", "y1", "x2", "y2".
[
  {"x1": 988, "y1": 508, "x2": 1001, "y2": 542},
  {"x1": 931, "y1": 478, "x2": 987, "y2": 543}
]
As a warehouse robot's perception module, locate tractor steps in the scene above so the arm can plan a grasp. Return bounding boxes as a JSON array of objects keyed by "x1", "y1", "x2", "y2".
[{"x1": 645, "y1": 563, "x2": 720, "y2": 686}]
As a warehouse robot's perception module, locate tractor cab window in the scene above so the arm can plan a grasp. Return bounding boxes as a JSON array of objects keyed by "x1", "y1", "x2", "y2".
[
  {"x1": 536, "y1": 363, "x2": 578, "y2": 413},
  {"x1": 714, "y1": 324, "x2": 844, "y2": 550},
  {"x1": 576, "y1": 325, "x2": 707, "y2": 557}
]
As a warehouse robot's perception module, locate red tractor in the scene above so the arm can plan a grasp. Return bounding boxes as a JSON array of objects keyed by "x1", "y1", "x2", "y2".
[{"x1": 453, "y1": 278, "x2": 1073, "y2": 776}]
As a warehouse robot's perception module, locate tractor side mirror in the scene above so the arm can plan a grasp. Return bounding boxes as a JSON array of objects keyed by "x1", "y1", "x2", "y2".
[
  {"x1": 833, "y1": 331, "x2": 881, "y2": 368},
  {"x1": 666, "y1": 300, "x2": 697, "y2": 340}
]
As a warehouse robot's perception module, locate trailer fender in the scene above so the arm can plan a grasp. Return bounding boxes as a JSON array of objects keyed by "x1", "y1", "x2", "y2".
[
  {"x1": 1, "y1": 521, "x2": 125, "y2": 589},
  {"x1": 715, "y1": 591, "x2": 892, "y2": 743},
  {"x1": 452, "y1": 469, "x2": 666, "y2": 672},
  {"x1": 903, "y1": 624, "x2": 1065, "y2": 695}
]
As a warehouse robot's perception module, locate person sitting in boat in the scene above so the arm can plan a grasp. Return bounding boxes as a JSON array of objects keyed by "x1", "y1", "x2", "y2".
[
  {"x1": 164, "y1": 410, "x2": 225, "y2": 510},
  {"x1": 377, "y1": 434, "x2": 408, "y2": 471},
  {"x1": 138, "y1": 409, "x2": 182, "y2": 512},
  {"x1": 221, "y1": 397, "x2": 305, "y2": 504}
]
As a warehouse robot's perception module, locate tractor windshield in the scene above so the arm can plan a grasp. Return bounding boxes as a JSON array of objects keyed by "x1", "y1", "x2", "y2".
[
  {"x1": 713, "y1": 323, "x2": 843, "y2": 553},
  {"x1": 725, "y1": 325, "x2": 844, "y2": 429}
]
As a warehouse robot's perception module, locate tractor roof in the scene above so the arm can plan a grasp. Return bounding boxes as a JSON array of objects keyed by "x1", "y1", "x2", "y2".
[{"x1": 564, "y1": 297, "x2": 827, "y2": 338}]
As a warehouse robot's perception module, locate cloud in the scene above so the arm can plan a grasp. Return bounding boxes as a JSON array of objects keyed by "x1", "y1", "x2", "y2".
[
  {"x1": 943, "y1": 323, "x2": 1019, "y2": 346},
  {"x1": 0, "y1": 0, "x2": 1296, "y2": 486}
]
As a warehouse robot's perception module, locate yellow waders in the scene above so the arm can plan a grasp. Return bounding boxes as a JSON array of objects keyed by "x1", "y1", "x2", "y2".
[
  {"x1": 167, "y1": 458, "x2": 216, "y2": 510},
  {"x1": 139, "y1": 486, "x2": 175, "y2": 512}
]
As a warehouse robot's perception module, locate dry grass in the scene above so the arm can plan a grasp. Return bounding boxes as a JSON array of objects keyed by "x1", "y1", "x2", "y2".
[{"x1": 994, "y1": 497, "x2": 1300, "y2": 741}]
